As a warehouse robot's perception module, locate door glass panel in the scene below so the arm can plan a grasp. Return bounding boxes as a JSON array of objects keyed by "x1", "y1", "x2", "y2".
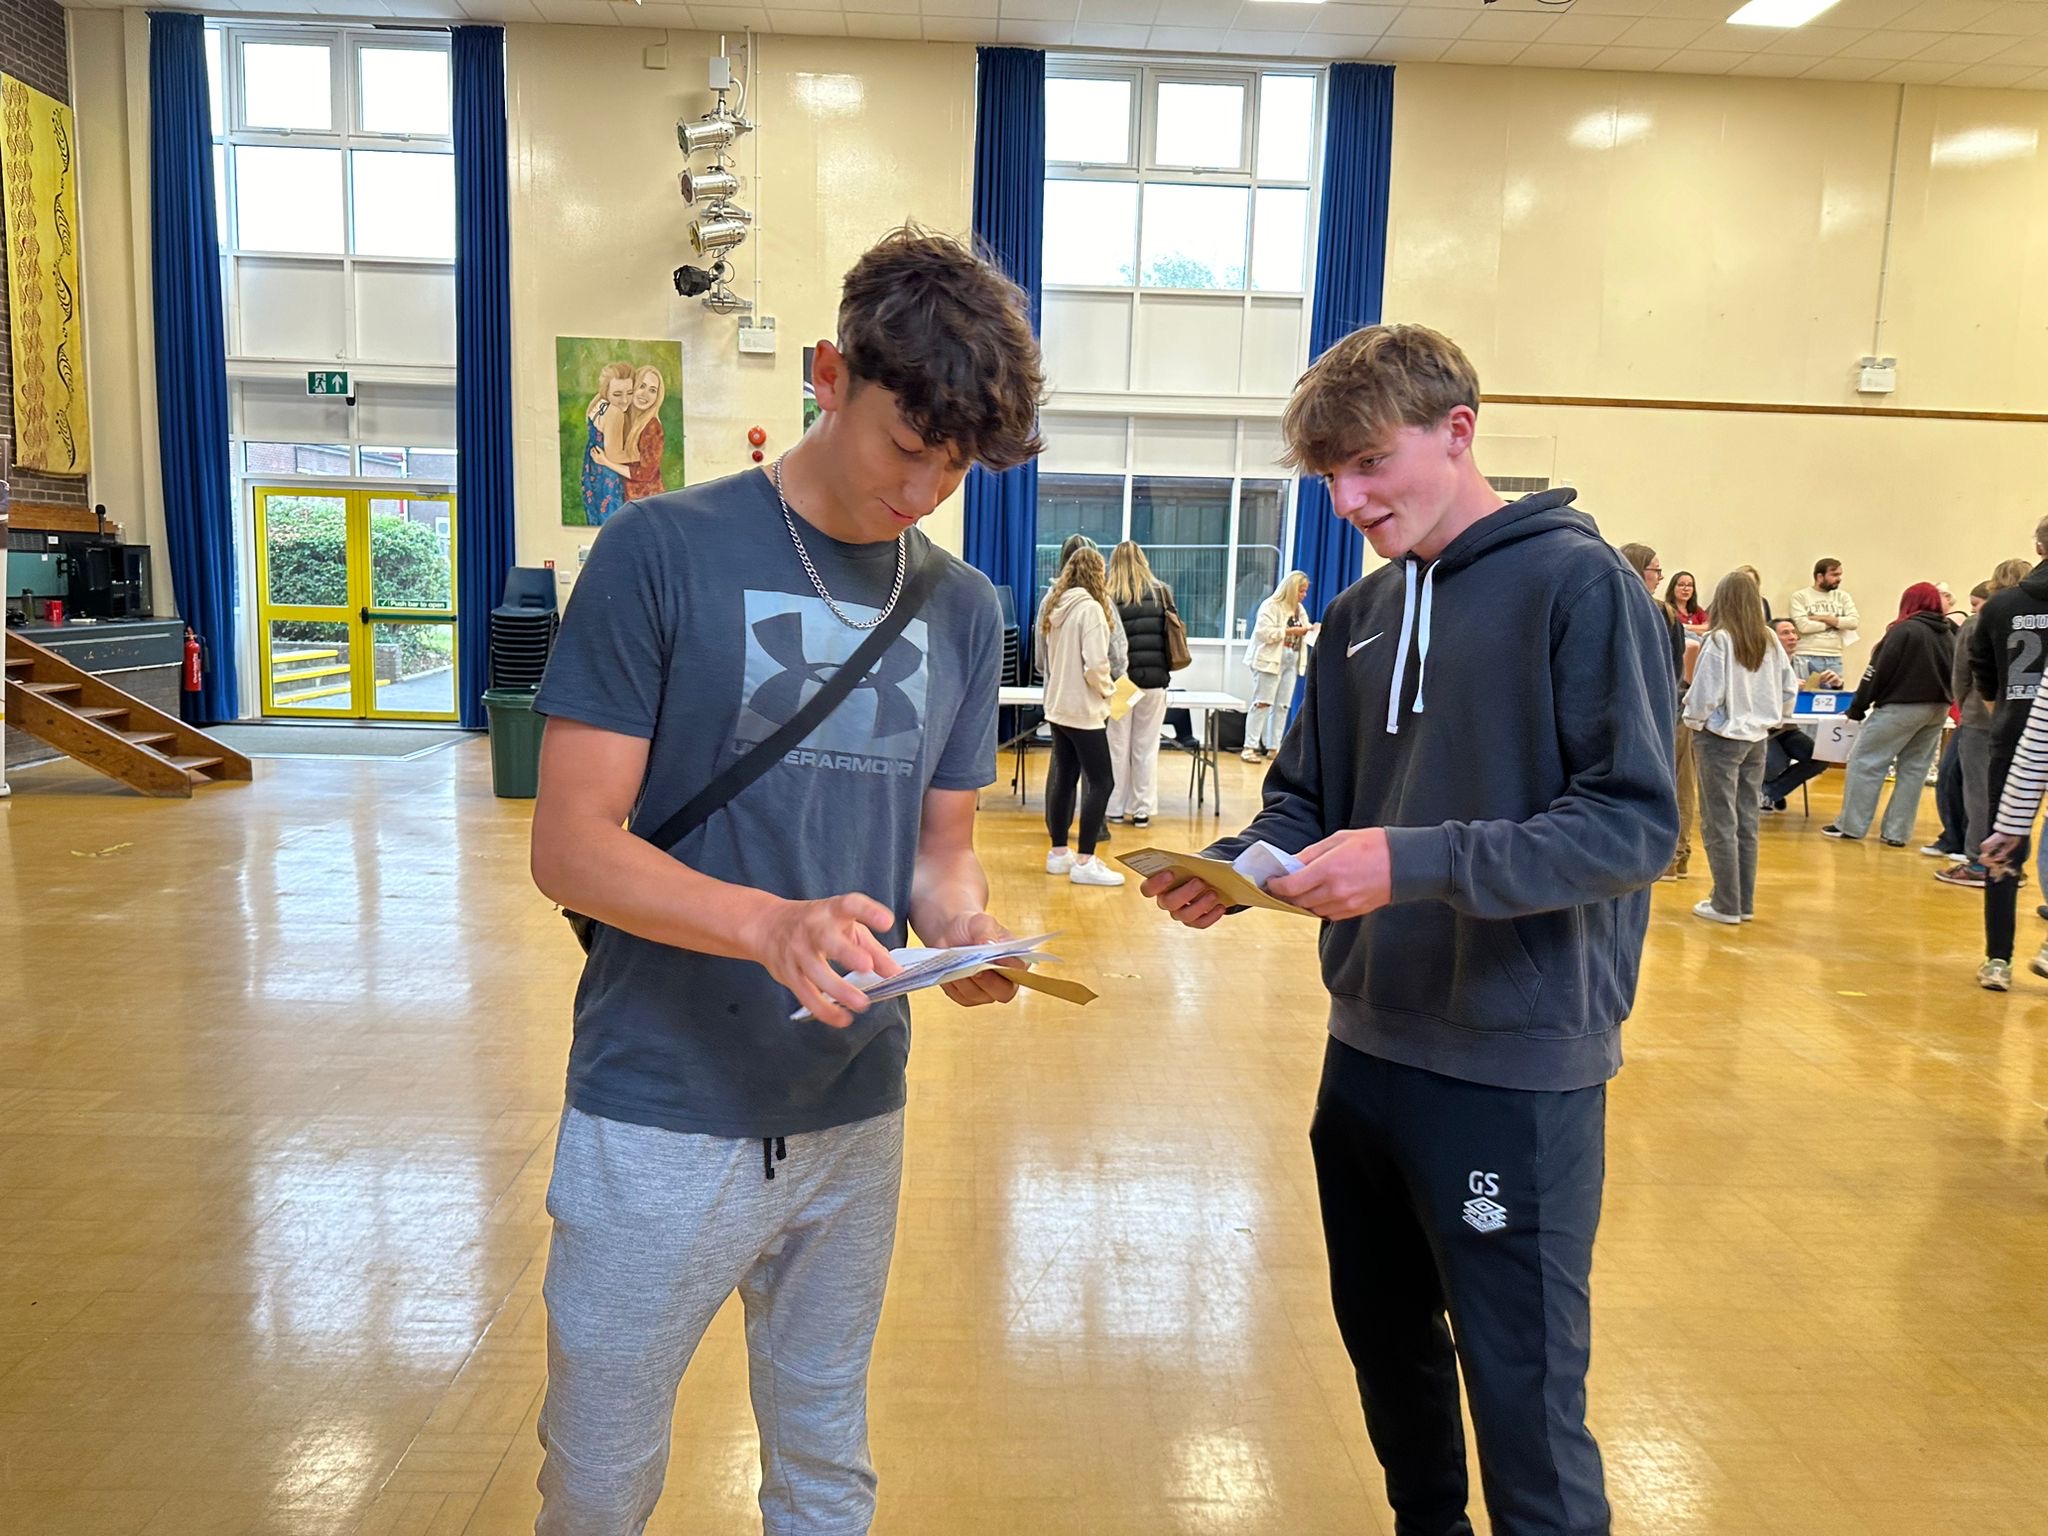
[
  {"x1": 370, "y1": 498, "x2": 453, "y2": 609},
  {"x1": 263, "y1": 494, "x2": 349, "y2": 608},
  {"x1": 268, "y1": 620, "x2": 354, "y2": 712},
  {"x1": 372, "y1": 621, "x2": 455, "y2": 716}
]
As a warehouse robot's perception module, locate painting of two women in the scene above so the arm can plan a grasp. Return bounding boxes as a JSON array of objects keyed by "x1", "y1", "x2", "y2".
[{"x1": 556, "y1": 337, "x2": 685, "y2": 528}]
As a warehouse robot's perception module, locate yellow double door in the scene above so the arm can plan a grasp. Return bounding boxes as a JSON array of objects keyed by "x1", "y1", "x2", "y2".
[{"x1": 253, "y1": 487, "x2": 459, "y2": 721}]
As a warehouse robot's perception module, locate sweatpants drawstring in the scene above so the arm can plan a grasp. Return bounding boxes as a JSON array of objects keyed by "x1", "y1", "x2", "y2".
[{"x1": 762, "y1": 1135, "x2": 787, "y2": 1180}]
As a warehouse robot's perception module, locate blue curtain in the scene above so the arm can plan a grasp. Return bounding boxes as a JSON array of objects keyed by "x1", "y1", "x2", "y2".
[
  {"x1": 1289, "y1": 61, "x2": 1395, "y2": 625},
  {"x1": 963, "y1": 47, "x2": 1043, "y2": 619},
  {"x1": 453, "y1": 26, "x2": 516, "y2": 728},
  {"x1": 149, "y1": 12, "x2": 239, "y2": 723}
]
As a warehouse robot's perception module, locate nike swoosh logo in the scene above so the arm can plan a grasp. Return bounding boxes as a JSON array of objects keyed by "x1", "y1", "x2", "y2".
[{"x1": 1348, "y1": 633, "x2": 1383, "y2": 658}]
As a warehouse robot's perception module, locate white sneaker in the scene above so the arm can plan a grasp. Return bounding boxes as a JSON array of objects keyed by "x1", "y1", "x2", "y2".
[
  {"x1": 1069, "y1": 858, "x2": 1126, "y2": 887},
  {"x1": 1692, "y1": 900, "x2": 1741, "y2": 926},
  {"x1": 1046, "y1": 849, "x2": 1075, "y2": 876},
  {"x1": 1980, "y1": 958, "x2": 2013, "y2": 992}
]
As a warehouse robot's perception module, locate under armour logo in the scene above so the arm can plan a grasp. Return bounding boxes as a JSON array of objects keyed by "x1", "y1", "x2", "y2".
[{"x1": 746, "y1": 612, "x2": 924, "y2": 738}]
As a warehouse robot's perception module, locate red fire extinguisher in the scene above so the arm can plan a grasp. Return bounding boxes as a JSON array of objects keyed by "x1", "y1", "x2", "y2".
[{"x1": 183, "y1": 627, "x2": 203, "y2": 693}]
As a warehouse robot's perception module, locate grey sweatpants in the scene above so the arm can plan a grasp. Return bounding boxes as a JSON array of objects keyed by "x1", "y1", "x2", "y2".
[
  {"x1": 1693, "y1": 731, "x2": 1767, "y2": 918},
  {"x1": 536, "y1": 1106, "x2": 905, "y2": 1536}
]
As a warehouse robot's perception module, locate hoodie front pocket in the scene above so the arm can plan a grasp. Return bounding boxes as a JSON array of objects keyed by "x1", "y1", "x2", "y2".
[{"x1": 1335, "y1": 904, "x2": 1544, "y2": 1035}]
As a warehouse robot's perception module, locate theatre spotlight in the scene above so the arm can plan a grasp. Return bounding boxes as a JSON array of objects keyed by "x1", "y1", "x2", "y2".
[
  {"x1": 677, "y1": 117, "x2": 740, "y2": 156},
  {"x1": 689, "y1": 213, "x2": 749, "y2": 258},
  {"x1": 678, "y1": 166, "x2": 740, "y2": 205},
  {"x1": 672, "y1": 261, "x2": 724, "y2": 297}
]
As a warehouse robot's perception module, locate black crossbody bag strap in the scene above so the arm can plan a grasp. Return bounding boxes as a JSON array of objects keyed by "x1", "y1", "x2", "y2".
[{"x1": 564, "y1": 545, "x2": 943, "y2": 953}]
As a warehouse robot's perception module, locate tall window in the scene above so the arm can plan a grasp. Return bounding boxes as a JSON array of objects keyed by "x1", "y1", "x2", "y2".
[
  {"x1": 1037, "y1": 61, "x2": 1323, "y2": 645},
  {"x1": 207, "y1": 24, "x2": 455, "y2": 370}
]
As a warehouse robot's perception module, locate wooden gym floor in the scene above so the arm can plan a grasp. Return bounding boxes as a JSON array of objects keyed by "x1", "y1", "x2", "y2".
[{"x1": 1, "y1": 743, "x2": 2044, "y2": 1534}]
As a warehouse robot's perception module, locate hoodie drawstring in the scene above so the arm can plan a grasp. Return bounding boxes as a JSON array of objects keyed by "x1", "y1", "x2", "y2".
[
  {"x1": 1384, "y1": 562, "x2": 1416, "y2": 735},
  {"x1": 1384, "y1": 559, "x2": 1439, "y2": 734},
  {"x1": 762, "y1": 1136, "x2": 786, "y2": 1181},
  {"x1": 1411, "y1": 563, "x2": 1437, "y2": 718}
]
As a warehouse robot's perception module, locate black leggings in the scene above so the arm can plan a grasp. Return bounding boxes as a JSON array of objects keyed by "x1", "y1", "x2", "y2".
[
  {"x1": 1985, "y1": 743, "x2": 2031, "y2": 962},
  {"x1": 1046, "y1": 723, "x2": 1113, "y2": 856}
]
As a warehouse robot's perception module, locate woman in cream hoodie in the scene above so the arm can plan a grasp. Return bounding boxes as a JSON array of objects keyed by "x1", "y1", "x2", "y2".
[
  {"x1": 1245, "y1": 571, "x2": 1312, "y2": 761},
  {"x1": 1041, "y1": 546, "x2": 1126, "y2": 887}
]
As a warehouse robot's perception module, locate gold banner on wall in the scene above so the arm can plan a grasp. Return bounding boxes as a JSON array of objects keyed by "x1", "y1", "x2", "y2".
[{"x1": 1, "y1": 72, "x2": 90, "y2": 476}]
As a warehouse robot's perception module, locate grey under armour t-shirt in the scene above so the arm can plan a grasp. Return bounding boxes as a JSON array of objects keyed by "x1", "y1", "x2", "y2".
[{"x1": 532, "y1": 468, "x2": 1002, "y2": 1139}]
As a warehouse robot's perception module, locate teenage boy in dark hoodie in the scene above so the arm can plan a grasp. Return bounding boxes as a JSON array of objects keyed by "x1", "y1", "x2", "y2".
[
  {"x1": 1967, "y1": 517, "x2": 2048, "y2": 990},
  {"x1": 1143, "y1": 324, "x2": 1676, "y2": 1536}
]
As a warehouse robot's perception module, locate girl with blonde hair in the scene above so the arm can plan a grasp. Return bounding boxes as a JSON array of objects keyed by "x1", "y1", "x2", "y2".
[
  {"x1": 1105, "y1": 541, "x2": 1177, "y2": 828},
  {"x1": 621, "y1": 366, "x2": 668, "y2": 502},
  {"x1": 1041, "y1": 546, "x2": 1125, "y2": 885},
  {"x1": 1245, "y1": 570, "x2": 1311, "y2": 762}
]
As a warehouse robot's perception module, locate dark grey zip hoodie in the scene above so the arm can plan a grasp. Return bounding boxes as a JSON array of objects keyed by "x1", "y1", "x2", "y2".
[{"x1": 1207, "y1": 490, "x2": 1679, "y2": 1091}]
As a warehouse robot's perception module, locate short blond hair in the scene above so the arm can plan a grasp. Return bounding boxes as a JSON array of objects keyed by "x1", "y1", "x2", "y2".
[
  {"x1": 1993, "y1": 557, "x2": 2033, "y2": 592},
  {"x1": 1280, "y1": 324, "x2": 1482, "y2": 474}
]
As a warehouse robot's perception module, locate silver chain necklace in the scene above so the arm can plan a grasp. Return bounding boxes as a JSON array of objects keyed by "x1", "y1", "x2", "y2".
[{"x1": 772, "y1": 457, "x2": 906, "y2": 631}]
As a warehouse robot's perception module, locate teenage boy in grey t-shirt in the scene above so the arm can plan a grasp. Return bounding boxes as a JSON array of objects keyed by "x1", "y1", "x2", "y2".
[{"x1": 527, "y1": 228, "x2": 1045, "y2": 1535}]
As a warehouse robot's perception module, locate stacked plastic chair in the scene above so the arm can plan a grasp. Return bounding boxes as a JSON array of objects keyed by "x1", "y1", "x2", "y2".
[{"x1": 489, "y1": 567, "x2": 559, "y2": 690}]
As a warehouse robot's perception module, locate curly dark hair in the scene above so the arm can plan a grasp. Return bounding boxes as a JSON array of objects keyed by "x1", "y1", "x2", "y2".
[{"x1": 836, "y1": 226, "x2": 1046, "y2": 471}]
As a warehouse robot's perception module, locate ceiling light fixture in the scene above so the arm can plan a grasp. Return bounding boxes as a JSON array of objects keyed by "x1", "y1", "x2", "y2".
[{"x1": 1726, "y1": 0, "x2": 1842, "y2": 26}]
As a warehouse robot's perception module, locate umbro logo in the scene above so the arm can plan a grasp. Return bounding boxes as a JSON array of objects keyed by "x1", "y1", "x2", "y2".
[{"x1": 1347, "y1": 632, "x2": 1384, "y2": 658}]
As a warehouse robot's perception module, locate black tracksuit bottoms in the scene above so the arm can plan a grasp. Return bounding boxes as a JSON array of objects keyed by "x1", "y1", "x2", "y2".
[{"x1": 1309, "y1": 1037, "x2": 1610, "y2": 1536}]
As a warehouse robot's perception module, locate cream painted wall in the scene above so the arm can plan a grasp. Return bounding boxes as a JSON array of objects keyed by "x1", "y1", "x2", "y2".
[
  {"x1": 1386, "y1": 63, "x2": 2048, "y2": 673},
  {"x1": 69, "y1": 8, "x2": 169, "y2": 617},
  {"x1": 504, "y1": 26, "x2": 975, "y2": 593}
]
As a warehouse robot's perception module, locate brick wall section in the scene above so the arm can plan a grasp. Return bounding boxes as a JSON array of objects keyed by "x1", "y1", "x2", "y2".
[{"x1": 0, "y1": 0, "x2": 86, "y2": 506}]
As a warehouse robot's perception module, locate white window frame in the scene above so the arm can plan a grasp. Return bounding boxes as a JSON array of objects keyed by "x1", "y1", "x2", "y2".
[
  {"x1": 209, "y1": 20, "x2": 455, "y2": 381},
  {"x1": 1045, "y1": 59, "x2": 1322, "y2": 302}
]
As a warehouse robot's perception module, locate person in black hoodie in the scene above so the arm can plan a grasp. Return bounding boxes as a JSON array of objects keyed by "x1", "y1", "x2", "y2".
[
  {"x1": 1142, "y1": 324, "x2": 1676, "y2": 1536},
  {"x1": 1821, "y1": 583, "x2": 1953, "y2": 845},
  {"x1": 1969, "y1": 521, "x2": 2048, "y2": 990},
  {"x1": 1104, "y1": 539, "x2": 1176, "y2": 829}
]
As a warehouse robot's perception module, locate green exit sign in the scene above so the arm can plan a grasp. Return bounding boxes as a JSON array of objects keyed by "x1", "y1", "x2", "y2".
[{"x1": 307, "y1": 370, "x2": 349, "y2": 397}]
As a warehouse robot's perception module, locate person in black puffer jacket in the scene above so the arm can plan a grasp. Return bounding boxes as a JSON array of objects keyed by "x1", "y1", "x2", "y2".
[
  {"x1": 1824, "y1": 583, "x2": 1955, "y2": 844},
  {"x1": 1105, "y1": 540, "x2": 1177, "y2": 828}
]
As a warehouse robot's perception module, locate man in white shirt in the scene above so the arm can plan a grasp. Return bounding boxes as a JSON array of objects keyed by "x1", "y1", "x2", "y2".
[{"x1": 1789, "y1": 558, "x2": 1858, "y2": 680}]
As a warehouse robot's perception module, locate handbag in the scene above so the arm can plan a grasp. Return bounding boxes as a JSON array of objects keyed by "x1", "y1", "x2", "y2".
[
  {"x1": 563, "y1": 547, "x2": 945, "y2": 953},
  {"x1": 1162, "y1": 585, "x2": 1193, "y2": 672}
]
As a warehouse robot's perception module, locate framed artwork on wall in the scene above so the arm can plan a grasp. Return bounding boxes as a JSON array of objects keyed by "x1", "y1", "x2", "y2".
[{"x1": 556, "y1": 336, "x2": 685, "y2": 527}]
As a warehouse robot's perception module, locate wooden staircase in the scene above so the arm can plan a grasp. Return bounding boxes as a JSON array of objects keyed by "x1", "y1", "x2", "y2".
[{"x1": 4, "y1": 633, "x2": 253, "y2": 798}]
